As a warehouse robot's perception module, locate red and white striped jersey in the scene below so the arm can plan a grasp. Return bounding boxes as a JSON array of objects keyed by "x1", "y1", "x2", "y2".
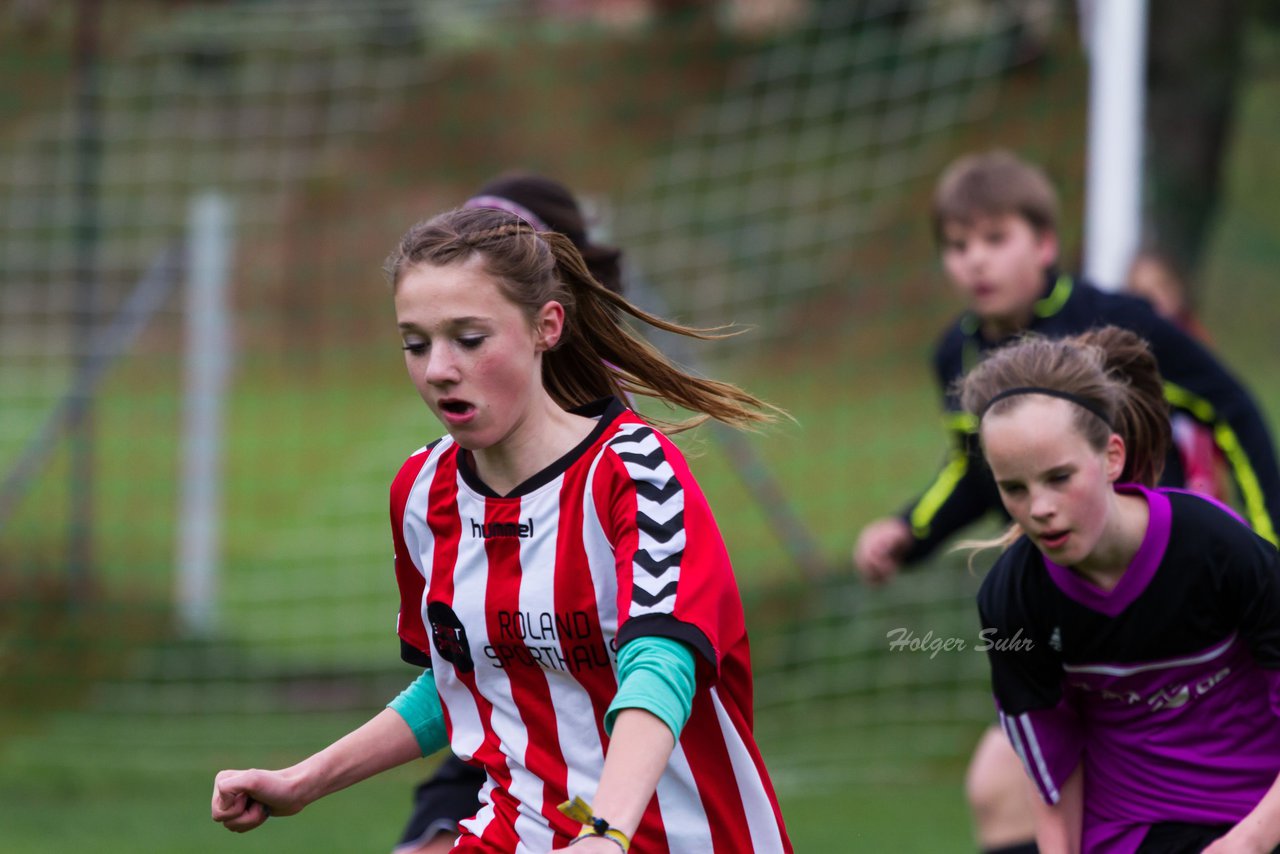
[{"x1": 390, "y1": 398, "x2": 792, "y2": 853}]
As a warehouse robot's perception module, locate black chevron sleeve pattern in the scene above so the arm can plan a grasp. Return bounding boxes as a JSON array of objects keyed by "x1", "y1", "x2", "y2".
[{"x1": 608, "y1": 423, "x2": 686, "y2": 615}]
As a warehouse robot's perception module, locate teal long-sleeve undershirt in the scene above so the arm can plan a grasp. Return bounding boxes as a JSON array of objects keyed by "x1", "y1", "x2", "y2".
[
  {"x1": 387, "y1": 635, "x2": 697, "y2": 756},
  {"x1": 387, "y1": 669, "x2": 448, "y2": 757},
  {"x1": 605, "y1": 635, "x2": 696, "y2": 740}
]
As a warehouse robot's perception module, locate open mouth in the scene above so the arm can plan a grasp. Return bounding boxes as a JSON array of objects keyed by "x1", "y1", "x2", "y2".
[
  {"x1": 1039, "y1": 530, "x2": 1069, "y2": 550},
  {"x1": 437, "y1": 399, "x2": 476, "y2": 421}
]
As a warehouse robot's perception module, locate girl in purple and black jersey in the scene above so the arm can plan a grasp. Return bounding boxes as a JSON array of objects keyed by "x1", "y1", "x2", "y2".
[{"x1": 962, "y1": 327, "x2": 1280, "y2": 854}]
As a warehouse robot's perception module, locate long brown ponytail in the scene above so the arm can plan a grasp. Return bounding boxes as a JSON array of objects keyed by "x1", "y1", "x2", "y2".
[{"x1": 385, "y1": 207, "x2": 782, "y2": 431}]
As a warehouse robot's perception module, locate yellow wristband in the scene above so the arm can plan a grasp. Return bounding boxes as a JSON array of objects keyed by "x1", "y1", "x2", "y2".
[
  {"x1": 572, "y1": 826, "x2": 629, "y2": 851},
  {"x1": 558, "y1": 796, "x2": 632, "y2": 852}
]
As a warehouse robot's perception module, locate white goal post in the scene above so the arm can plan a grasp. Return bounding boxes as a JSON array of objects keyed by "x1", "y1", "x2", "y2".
[{"x1": 1082, "y1": 0, "x2": 1148, "y2": 291}]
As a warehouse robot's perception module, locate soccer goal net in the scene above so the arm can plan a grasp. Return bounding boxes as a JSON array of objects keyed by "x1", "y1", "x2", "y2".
[{"x1": 0, "y1": 0, "x2": 1088, "y2": 798}]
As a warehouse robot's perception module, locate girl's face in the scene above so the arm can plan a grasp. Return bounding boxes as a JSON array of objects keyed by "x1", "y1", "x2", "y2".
[
  {"x1": 394, "y1": 256, "x2": 563, "y2": 451},
  {"x1": 981, "y1": 396, "x2": 1126, "y2": 566}
]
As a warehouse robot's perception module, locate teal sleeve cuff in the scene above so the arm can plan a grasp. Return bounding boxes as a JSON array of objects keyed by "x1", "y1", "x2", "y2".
[
  {"x1": 387, "y1": 670, "x2": 448, "y2": 757},
  {"x1": 604, "y1": 635, "x2": 696, "y2": 740}
]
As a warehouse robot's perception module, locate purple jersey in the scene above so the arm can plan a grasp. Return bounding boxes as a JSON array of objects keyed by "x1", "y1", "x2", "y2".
[{"x1": 978, "y1": 485, "x2": 1280, "y2": 853}]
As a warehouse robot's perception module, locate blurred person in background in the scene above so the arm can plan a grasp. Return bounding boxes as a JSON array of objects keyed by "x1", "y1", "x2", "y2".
[
  {"x1": 851, "y1": 149, "x2": 1280, "y2": 854},
  {"x1": 393, "y1": 172, "x2": 625, "y2": 854},
  {"x1": 1124, "y1": 247, "x2": 1210, "y2": 342},
  {"x1": 212, "y1": 204, "x2": 793, "y2": 852},
  {"x1": 1125, "y1": 247, "x2": 1229, "y2": 504}
]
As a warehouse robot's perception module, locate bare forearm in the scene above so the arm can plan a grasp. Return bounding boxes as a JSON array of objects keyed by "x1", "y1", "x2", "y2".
[
  {"x1": 287, "y1": 708, "x2": 424, "y2": 804},
  {"x1": 1032, "y1": 763, "x2": 1082, "y2": 854},
  {"x1": 212, "y1": 708, "x2": 425, "y2": 832},
  {"x1": 588, "y1": 708, "x2": 675, "y2": 836},
  {"x1": 1206, "y1": 772, "x2": 1280, "y2": 853}
]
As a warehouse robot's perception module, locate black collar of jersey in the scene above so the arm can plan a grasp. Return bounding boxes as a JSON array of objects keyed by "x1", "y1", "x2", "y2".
[{"x1": 456, "y1": 396, "x2": 628, "y2": 499}]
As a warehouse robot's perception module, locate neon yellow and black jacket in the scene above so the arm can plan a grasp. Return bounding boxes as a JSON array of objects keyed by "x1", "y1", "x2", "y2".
[{"x1": 899, "y1": 272, "x2": 1280, "y2": 564}]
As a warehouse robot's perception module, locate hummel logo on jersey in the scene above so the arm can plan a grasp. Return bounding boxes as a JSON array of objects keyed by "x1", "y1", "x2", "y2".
[
  {"x1": 1049, "y1": 626, "x2": 1062, "y2": 652},
  {"x1": 470, "y1": 517, "x2": 535, "y2": 539},
  {"x1": 428, "y1": 601, "x2": 474, "y2": 673}
]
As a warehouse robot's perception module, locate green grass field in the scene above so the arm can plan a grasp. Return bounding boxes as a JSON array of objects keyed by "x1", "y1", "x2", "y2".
[{"x1": 0, "y1": 753, "x2": 974, "y2": 852}]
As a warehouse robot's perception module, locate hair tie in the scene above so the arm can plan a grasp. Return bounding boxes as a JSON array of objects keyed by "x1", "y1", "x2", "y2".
[
  {"x1": 463, "y1": 195, "x2": 550, "y2": 232},
  {"x1": 981, "y1": 386, "x2": 1114, "y2": 430}
]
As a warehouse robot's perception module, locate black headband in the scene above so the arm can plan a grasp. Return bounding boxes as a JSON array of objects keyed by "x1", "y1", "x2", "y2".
[{"x1": 980, "y1": 386, "x2": 1115, "y2": 430}]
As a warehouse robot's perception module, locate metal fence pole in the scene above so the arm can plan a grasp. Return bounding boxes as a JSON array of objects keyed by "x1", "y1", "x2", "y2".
[
  {"x1": 68, "y1": 0, "x2": 103, "y2": 599},
  {"x1": 177, "y1": 191, "x2": 233, "y2": 637}
]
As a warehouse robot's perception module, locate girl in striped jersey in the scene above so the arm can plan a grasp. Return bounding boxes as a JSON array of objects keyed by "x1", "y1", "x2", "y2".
[
  {"x1": 211, "y1": 206, "x2": 793, "y2": 853},
  {"x1": 394, "y1": 172, "x2": 625, "y2": 854},
  {"x1": 964, "y1": 327, "x2": 1280, "y2": 853}
]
